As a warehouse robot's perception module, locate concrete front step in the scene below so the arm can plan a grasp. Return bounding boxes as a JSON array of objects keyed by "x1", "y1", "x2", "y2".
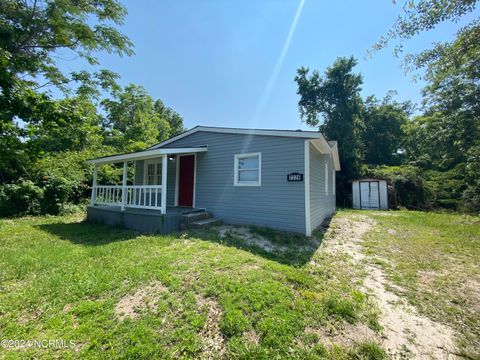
[
  {"x1": 189, "y1": 218, "x2": 221, "y2": 228},
  {"x1": 182, "y1": 211, "x2": 212, "y2": 224}
]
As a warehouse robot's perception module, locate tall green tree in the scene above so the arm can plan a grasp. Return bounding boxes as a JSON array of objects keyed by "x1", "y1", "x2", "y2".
[
  {"x1": 404, "y1": 23, "x2": 480, "y2": 212},
  {"x1": 403, "y1": 24, "x2": 480, "y2": 168},
  {"x1": 25, "y1": 97, "x2": 104, "y2": 155},
  {"x1": 0, "y1": 0, "x2": 133, "y2": 99},
  {"x1": 363, "y1": 95, "x2": 411, "y2": 166},
  {"x1": 295, "y1": 57, "x2": 365, "y2": 198},
  {"x1": 102, "y1": 84, "x2": 180, "y2": 151},
  {"x1": 371, "y1": 0, "x2": 478, "y2": 74},
  {"x1": 0, "y1": 0, "x2": 133, "y2": 182},
  {"x1": 154, "y1": 99, "x2": 186, "y2": 137}
]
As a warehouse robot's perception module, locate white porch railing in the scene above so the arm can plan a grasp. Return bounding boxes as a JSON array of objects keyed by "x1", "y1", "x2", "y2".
[
  {"x1": 90, "y1": 154, "x2": 168, "y2": 214},
  {"x1": 93, "y1": 185, "x2": 164, "y2": 212}
]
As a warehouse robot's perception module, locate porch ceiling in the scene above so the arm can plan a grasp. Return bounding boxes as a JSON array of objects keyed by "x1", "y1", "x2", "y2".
[{"x1": 87, "y1": 146, "x2": 207, "y2": 165}]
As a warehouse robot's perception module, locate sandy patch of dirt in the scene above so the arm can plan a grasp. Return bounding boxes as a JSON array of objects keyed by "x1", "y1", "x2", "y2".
[
  {"x1": 387, "y1": 229, "x2": 397, "y2": 236},
  {"x1": 243, "y1": 330, "x2": 260, "y2": 345},
  {"x1": 217, "y1": 225, "x2": 288, "y2": 253},
  {"x1": 241, "y1": 263, "x2": 261, "y2": 271},
  {"x1": 320, "y1": 215, "x2": 375, "y2": 262},
  {"x1": 196, "y1": 295, "x2": 225, "y2": 359},
  {"x1": 322, "y1": 214, "x2": 458, "y2": 359},
  {"x1": 306, "y1": 323, "x2": 379, "y2": 348},
  {"x1": 62, "y1": 303, "x2": 79, "y2": 329},
  {"x1": 114, "y1": 281, "x2": 169, "y2": 321},
  {"x1": 462, "y1": 278, "x2": 480, "y2": 309},
  {"x1": 373, "y1": 212, "x2": 400, "y2": 217},
  {"x1": 18, "y1": 308, "x2": 42, "y2": 325}
]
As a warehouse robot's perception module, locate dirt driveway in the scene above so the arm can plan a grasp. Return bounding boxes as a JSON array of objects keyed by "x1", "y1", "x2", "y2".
[{"x1": 322, "y1": 213, "x2": 458, "y2": 360}]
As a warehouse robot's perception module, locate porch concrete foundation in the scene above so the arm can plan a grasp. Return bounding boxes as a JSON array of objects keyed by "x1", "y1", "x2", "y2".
[{"x1": 87, "y1": 206, "x2": 182, "y2": 234}]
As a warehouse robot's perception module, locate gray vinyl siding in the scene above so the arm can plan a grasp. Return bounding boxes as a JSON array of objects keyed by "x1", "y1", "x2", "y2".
[
  {"x1": 166, "y1": 160, "x2": 176, "y2": 206},
  {"x1": 134, "y1": 159, "x2": 176, "y2": 206},
  {"x1": 309, "y1": 143, "x2": 336, "y2": 231},
  {"x1": 134, "y1": 160, "x2": 144, "y2": 185},
  {"x1": 162, "y1": 131, "x2": 306, "y2": 234}
]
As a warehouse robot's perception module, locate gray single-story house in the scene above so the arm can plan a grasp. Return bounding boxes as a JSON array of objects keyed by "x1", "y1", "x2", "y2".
[{"x1": 86, "y1": 126, "x2": 340, "y2": 236}]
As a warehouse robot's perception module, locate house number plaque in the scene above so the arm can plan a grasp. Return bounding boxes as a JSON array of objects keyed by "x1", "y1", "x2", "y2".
[{"x1": 287, "y1": 173, "x2": 303, "y2": 182}]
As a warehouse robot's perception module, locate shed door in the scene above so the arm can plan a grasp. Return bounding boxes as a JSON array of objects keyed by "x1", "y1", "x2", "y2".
[{"x1": 360, "y1": 181, "x2": 380, "y2": 209}]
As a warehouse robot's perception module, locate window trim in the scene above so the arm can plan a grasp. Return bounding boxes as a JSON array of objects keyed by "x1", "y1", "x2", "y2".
[{"x1": 234, "y1": 152, "x2": 261, "y2": 187}]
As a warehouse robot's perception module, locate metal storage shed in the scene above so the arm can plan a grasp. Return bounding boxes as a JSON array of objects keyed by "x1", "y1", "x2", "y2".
[{"x1": 352, "y1": 178, "x2": 388, "y2": 210}]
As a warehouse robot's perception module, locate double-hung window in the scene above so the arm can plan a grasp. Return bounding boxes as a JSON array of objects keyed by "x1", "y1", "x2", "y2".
[
  {"x1": 144, "y1": 160, "x2": 162, "y2": 185},
  {"x1": 234, "y1": 152, "x2": 261, "y2": 186}
]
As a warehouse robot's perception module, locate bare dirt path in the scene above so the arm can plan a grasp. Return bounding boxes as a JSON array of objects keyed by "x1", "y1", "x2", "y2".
[{"x1": 322, "y1": 213, "x2": 458, "y2": 360}]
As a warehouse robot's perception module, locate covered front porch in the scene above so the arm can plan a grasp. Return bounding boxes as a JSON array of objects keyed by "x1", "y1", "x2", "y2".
[{"x1": 87, "y1": 146, "x2": 207, "y2": 216}]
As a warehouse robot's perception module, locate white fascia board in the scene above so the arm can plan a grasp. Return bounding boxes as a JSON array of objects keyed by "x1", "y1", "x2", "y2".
[
  {"x1": 87, "y1": 147, "x2": 207, "y2": 165},
  {"x1": 309, "y1": 137, "x2": 331, "y2": 154},
  {"x1": 149, "y1": 126, "x2": 323, "y2": 149},
  {"x1": 304, "y1": 140, "x2": 311, "y2": 237},
  {"x1": 310, "y1": 138, "x2": 341, "y2": 171},
  {"x1": 330, "y1": 142, "x2": 341, "y2": 171}
]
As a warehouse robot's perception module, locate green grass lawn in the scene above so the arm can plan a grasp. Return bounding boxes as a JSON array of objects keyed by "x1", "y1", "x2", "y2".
[
  {"x1": 0, "y1": 214, "x2": 382, "y2": 359},
  {"x1": 1, "y1": 210, "x2": 478, "y2": 359},
  {"x1": 362, "y1": 211, "x2": 480, "y2": 359}
]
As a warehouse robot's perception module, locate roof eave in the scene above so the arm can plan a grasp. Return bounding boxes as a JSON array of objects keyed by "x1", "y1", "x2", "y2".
[
  {"x1": 330, "y1": 142, "x2": 341, "y2": 171},
  {"x1": 309, "y1": 138, "x2": 341, "y2": 171},
  {"x1": 86, "y1": 147, "x2": 208, "y2": 165}
]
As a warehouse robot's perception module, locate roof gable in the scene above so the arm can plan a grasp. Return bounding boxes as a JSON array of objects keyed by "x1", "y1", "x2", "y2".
[
  {"x1": 149, "y1": 126, "x2": 323, "y2": 149},
  {"x1": 147, "y1": 125, "x2": 340, "y2": 171}
]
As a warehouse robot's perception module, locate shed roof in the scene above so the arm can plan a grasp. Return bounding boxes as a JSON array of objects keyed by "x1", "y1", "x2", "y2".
[{"x1": 350, "y1": 178, "x2": 388, "y2": 182}]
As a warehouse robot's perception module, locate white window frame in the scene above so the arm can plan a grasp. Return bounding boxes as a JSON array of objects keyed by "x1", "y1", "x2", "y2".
[
  {"x1": 144, "y1": 158, "x2": 162, "y2": 185},
  {"x1": 325, "y1": 160, "x2": 329, "y2": 195},
  {"x1": 234, "y1": 152, "x2": 261, "y2": 187}
]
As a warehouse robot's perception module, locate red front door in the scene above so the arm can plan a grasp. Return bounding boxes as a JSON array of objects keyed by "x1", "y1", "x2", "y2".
[{"x1": 178, "y1": 155, "x2": 195, "y2": 207}]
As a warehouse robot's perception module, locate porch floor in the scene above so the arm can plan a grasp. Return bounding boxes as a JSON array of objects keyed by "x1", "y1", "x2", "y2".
[{"x1": 90, "y1": 205, "x2": 203, "y2": 215}]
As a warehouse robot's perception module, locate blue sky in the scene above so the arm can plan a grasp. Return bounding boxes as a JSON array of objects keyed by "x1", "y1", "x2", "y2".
[{"x1": 59, "y1": 0, "x2": 478, "y2": 130}]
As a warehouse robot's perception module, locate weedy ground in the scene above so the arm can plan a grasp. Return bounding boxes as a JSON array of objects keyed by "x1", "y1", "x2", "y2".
[
  {"x1": 0, "y1": 209, "x2": 478, "y2": 359},
  {"x1": 361, "y1": 210, "x2": 480, "y2": 359}
]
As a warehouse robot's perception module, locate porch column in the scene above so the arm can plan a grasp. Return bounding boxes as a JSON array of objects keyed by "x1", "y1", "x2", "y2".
[
  {"x1": 161, "y1": 154, "x2": 168, "y2": 214},
  {"x1": 91, "y1": 164, "x2": 98, "y2": 206},
  {"x1": 121, "y1": 161, "x2": 127, "y2": 211}
]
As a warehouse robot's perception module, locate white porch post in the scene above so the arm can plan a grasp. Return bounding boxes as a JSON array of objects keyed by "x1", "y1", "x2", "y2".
[
  {"x1": 91, "y1": 164, "x2": 98, "y2": 206},
  {"x1": 121, "y1": 161, "x2": 127, "y2": 211},
  {"x1": 161, "y1": 154, "x2": 168, "y2": 214}
]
